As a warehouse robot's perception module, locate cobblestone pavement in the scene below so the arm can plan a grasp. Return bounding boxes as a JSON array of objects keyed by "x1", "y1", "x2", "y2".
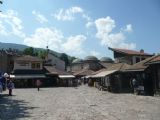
[{"x1": 0, "y1": 85, "x2": 160, "y2": 120}]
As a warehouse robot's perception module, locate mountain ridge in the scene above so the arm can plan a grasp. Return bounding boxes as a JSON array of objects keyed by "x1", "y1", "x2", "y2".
[{"x1": 0, "y1": 42, "x2": 76, "y2": 64}]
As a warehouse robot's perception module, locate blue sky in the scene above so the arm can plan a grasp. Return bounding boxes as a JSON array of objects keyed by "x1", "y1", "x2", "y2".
[{"x1": 0, "y1": 0, "x2": 160, "y2": 59}]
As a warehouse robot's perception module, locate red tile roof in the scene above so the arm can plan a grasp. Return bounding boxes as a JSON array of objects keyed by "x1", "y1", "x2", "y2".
[{"x1": 108, "y1": 47, "x2": 152, "y2": 56}]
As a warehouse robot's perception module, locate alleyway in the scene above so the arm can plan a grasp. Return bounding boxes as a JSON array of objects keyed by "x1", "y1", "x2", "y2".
[{"x1": 0, "y1": 85, "x2": 160, "y2": 120}]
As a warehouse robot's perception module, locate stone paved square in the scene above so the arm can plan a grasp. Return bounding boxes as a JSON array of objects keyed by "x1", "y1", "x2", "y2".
[{"x1": 0, "y1": 85, "x2": 160, "y2": 120}]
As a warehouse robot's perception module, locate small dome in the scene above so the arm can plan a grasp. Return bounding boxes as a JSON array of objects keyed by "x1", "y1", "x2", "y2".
[
  {"x1": 100, "y1": 57, "x2": 113, "y2": 63},
  {"x1": 72, "y1": 59, "x2": 83, "y2": 63},
  {"x1": 84, "y1": 56, "x2": 98, "y2": 61}
]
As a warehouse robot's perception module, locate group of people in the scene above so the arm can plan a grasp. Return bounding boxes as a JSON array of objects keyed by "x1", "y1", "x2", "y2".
[
  {"x1": 0, "y1": 73, "x2": 42, "y2": 95},
  {"x1": 0, "y1": 73, "x2": 14, "y2": 96}
]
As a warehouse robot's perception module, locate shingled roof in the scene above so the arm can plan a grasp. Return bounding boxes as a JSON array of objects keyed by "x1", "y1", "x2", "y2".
[
  {"x1": 44, "y1": 66, "x2": 71, "y2": 75},
  {"x1": 145, "y1": 55, "x2": 160, "y2": 65},
  {"x1": 73, "y1": 68, "x2": 95, "y2": 76},
  {"x1": 91, "y1": 63, "x2": 130, "y2": 78},
  {"x1": 125, "y1": 55, "x2": 159, "y2": 71},
  {"x1": 108, "y1": 47, "x2": 152, "y2": 56},
  {"x1": 100, "y1": 62, "x2": 113, "y2": 69},
  {"x1": 106, "y1": 63, "x2": 131, "y2": 71},
  {"x1": 15, "y1": 55, "x2": 43, "y2": 62}
]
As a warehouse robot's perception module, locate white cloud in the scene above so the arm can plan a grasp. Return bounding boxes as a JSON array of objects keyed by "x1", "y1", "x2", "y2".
[
  {"x1": 54, "y1": 6, "x2": 84, "y2": 21},
  {"x1": 95, "y1": 16, "x2": 136, "y2": 49},
  {"x1": 32, "y1": 10, "x2": 48, "y2": 24},
  {"x1": 82, "y1": 14, "x2": 91, "y2": 21},
  {"x1": 69, "y1": 6, "x2": 84, "y2": 13},
  {"x1": 62, "y1": 35, "x2": 86, "y2": 55},
  {"x1": 0, "y1": 10, "x2": 25, "y2": 38},
  {"x1": 0, "y1": 21, "x2": 8, "y2": 35},
  {"x1": 86, "y1": 21, "x2": 94, "y2": 28},
  {"x1": 24, "y1": 27, "x2": 86, "y2": 57},
  {"x1": 124, "y1": 24, "x2": 132, "y2": 32},
  {"x1": 24, "y1": 27, "x2": 63, "y2": 50},
  {"x1": 90, "y1": 50, "x2": 101, "y2": 57},
  {"x1": 95, "y1": 16, "x2": 115, "y2": 35}
]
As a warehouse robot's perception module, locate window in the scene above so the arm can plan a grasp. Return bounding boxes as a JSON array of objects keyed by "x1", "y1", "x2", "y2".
[
  {"x1": 31, "y1": 63, "x2": 41, "y2": 69},
  {"x1": 36, "y1": 63, "x2": 40, "y2": 69},
  {"x1": 136, "y1": 57, "x2": 140, "y2": 63},
  {"x1": 31, "y1": 63, "x2": 36, "y2": 69},
  {"x1": 18, "y1": 61, "x2": 29, "y2": 66},
  {"x1": 141, "y1": 58, "x2": 145, "y2": 61}
]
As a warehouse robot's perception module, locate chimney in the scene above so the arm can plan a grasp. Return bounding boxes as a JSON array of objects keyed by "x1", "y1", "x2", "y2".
[{"x1": 140, "y1": 49, "x2": 144, "y2": 53}]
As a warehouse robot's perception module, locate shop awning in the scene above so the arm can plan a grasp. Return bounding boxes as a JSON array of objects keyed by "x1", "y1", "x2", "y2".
[
  {"x1": 123, "y1": 69, "x2": 145, "y2": 72},
  {"x1": 10, "y1": 74, "x2": 46, "y2": 79},
  {"x1": 59, "y1": 75, "x2": 75, "y2": 79},
  {"x1": 85, "y1": 75, "x2": 91, "y2": 78},
  {"x1": 91, "y1": 70, "x2": 117, "y2": 78}
]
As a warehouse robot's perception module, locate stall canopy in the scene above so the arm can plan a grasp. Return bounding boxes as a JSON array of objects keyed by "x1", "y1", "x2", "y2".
[
  {"x1": 92, "y1": 70, "x2": 117, "y2": 78},
  {"x1": 59, "y1": 75, "x2": 75, "y2": 79},
  {"x1": 10, "y1": 74, "x2": 46, "y2": 79}
]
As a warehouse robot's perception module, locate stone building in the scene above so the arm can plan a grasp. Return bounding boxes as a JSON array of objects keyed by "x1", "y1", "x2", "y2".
[
  {"x1": 83, "y1": 56, "x2": 102, "y2": 71},
  {"x1": 10, "y1": 55, "x2": 45, "y2": 88},
  {"x1": 146, "y1": 55, "x2": 160, "y2": 95},
  {"x1": 44, "y1": 65, "x2": 75, "y2": 87},
  {"x1": 70, "y1": 58, "x2": 83, "y2": 73},
  {"x1": 46, "y1": 53, "x2": 65, "y2": 71},
  {"x1": 124, "y1": 55, "x2": 160, "y2": 96},
  {"x1": 69, "y1": 56, "x2": 114, "y2": 74},
  {"x1": 99, "y1": 57, "x2": 114, "y2": 69},
  {"x1": 0, "y1": 49, "x2": 16, "y2": 73},
  {"x1": 109, "y1": 47, "x2": 153, "y2": 65},
  {"x1": 92, "y1": 63, "x2": 131, "y2": 93}
]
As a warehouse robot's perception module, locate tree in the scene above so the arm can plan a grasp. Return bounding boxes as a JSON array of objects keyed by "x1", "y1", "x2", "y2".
[
  {"x1": 38, "y1": 50, "x2": 47, "y2": 60},
  {"x1": 23, "y1": 47, "x2": 35, "y2": 56},
  {"x1": 69, "y1": 56, "x2": 76, "y2": 64}
]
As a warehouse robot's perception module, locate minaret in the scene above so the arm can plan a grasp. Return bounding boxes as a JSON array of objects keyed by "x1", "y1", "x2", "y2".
[{"x1": 46, "y1": 45, "x2": 49, "y2": 62}]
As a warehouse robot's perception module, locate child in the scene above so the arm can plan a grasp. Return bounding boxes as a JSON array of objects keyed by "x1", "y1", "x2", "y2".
[{"x1": 7, "y1": 79, "x2": 14, "y2": 96}]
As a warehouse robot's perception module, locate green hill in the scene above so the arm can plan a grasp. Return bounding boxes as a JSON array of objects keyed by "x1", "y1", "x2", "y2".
[{"x1": 0, "y1": 42, "x2": 76, "y2": 65}]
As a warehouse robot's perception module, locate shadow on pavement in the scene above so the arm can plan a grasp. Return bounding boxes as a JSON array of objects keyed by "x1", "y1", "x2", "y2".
[{"x1": 0, "y1": 94, "x2": 38, "y2": 120}]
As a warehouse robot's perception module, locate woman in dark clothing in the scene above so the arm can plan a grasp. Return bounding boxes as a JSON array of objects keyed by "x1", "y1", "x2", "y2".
[{"x1": 7, "y1": 79, "x2": 14, "y2": 96}]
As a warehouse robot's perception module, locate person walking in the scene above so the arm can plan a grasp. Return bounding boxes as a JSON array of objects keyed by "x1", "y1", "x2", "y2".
[
  {"x1": 0, "y1": 82, "x2": 2, "y2": 93},
  {"x1": 132, "y1": 77, "x2": 138, "y2": 94},
  {"x1": 7, "y1": 79, "x2": 14, "y2": 96},
  {"x1": 36, "y1": 79, "x2": 41, "y2": 91}
]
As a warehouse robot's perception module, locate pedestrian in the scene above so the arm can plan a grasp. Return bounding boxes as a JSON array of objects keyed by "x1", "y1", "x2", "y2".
[
  {"x1": 0, "y1": 76, "x2": 2, "y2": 93},
  {"x1": 7, "y1": 79, "x2": 14, "y2": 96},
  {"x1": 36, "y1": 79, "x2": 41, "y2": 91},
  {"x1": 1, "y1": 76, "x2": 6, "y2": 91},
  {"x1": 0, "y1": 82, "x2": 2, "y2": 93},
  {"x1": 132, "y1": 77, "x2": 138, "y2": 94}
]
